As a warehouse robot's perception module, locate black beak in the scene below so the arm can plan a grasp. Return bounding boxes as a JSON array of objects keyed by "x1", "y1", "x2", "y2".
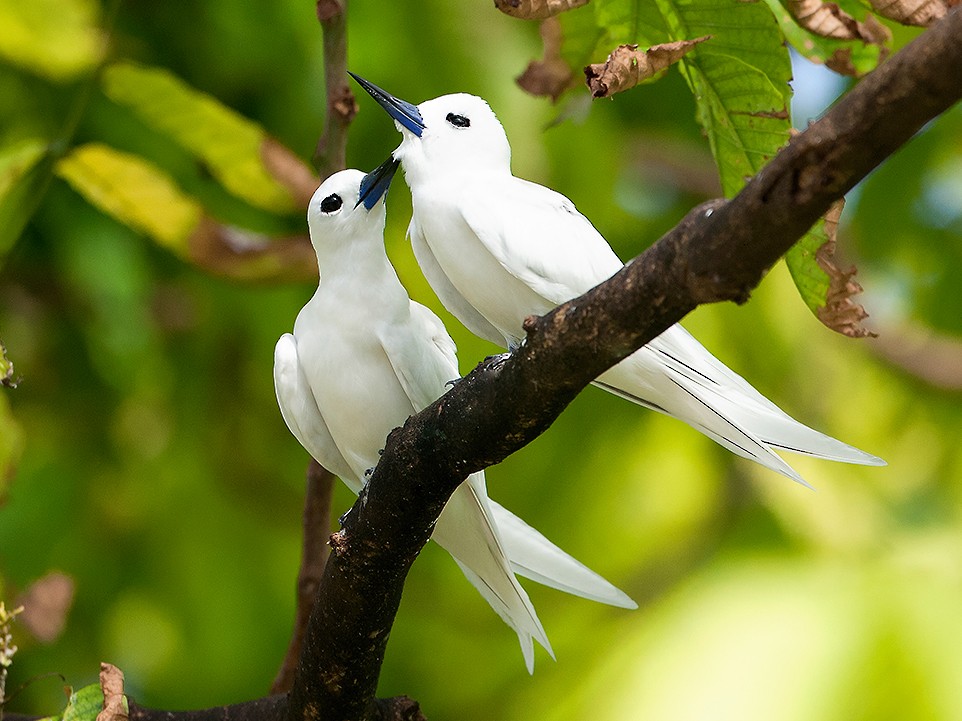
[
  {"x1": 349, "y1": 72, "x2": 425, "y2": 137},
  {"x1": 357, "y1": 156, "x2": 401, "y2": 210}
]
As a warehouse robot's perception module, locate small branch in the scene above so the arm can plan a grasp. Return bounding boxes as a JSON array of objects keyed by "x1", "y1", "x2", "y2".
[
  {"x1": 285, "y1": 8, "x2": 962, "y2": 721},
  {"x1": 313, "y1": 0, "x2": 357, "y2": 179},
  {"x1": 271, "y1": 461, "x2": 336, "y2": 695}
]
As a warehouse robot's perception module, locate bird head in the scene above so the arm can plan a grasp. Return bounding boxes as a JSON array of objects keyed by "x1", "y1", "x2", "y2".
[
  {"x1": 307, "y1": 161, "x2": 399, "y2": 249},
  {"x1": 349, "y1": 73, "x2": 511, "y2": 182}
]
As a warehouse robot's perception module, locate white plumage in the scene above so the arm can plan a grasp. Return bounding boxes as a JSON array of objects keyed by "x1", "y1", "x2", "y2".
[
  {"x1": 349, "y1": 78, "x2": 885, "y2": 484},
  {"x1": 273, "y1": 168, "x2": 635, "y2": 672}
]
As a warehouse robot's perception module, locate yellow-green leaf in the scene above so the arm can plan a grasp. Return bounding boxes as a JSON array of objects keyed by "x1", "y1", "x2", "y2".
[
  {"x1": 56, "y1": 144, "x2": 202, "y2": 254},
  {"x1": 0, "y1": 0, "x2": 104, "y2": 81},
  {"x1": 102, "y1": 62, "x2": 299, "y2": 213}
]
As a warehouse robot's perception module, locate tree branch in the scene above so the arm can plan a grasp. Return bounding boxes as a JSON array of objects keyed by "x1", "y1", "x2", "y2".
[
  {"x1": 313, "y1": 0, "x2": 357, "y2": 179},
  {"x1": 271, "y1": 461, "x2": 337, "y2": 695},
  {"x1": 285, "y1": 8, "x2": 962, "y2": 721}
]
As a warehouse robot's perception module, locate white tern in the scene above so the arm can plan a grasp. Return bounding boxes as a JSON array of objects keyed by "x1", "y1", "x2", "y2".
[
  {"x1": 349, "y1": 74, "x2": 885, "y2": 485},
  {"x1": 273, "y1": 164, "x2": 636, "y2": 672}
]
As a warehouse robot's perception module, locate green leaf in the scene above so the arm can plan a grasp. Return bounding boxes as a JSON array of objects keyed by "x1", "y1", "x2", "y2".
[
  {"x1": 0, "y1": 139, "x2": 55, "y2": 258},
  {"x1": 0, "y1": 0, "x2": 104, "y2": 81},
  {"x1": 763, "y1": 0, "x2": 885, "y2": 76},
  {"x1": 657, "y1": 0, "x2": 792, "y2": 195},
  {"x1": 558, "y1": 3, "x2": 610, "y2": 71},
  {"x1": 55, "y1": 143, "x2": 203, "y2": 254},
  {"x1": 573, "y1": 1, "x2": 847, "y2": 318},
  {"x1": 102, "y1": 62, "x2": 300, "y2": 214},
  {"x1": 577, "y1": 0, "x2": 793, "y2": 196},
  {"x1": 785, "y1": 219, "x2": 832, "y2": 312},
  {"x1": 60, "y1": 683, "x2": 104, "y2": 721}
]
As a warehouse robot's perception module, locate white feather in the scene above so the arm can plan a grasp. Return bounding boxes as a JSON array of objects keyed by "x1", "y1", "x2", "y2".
[
  {"x1": 274, "y1": 169, "x2": 633, "y2": 671},
  {"x1": 388, "y1": 92, "x2": 885, "y2": 485}
]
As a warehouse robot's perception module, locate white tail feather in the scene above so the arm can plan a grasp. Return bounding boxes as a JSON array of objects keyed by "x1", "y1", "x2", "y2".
[
  {"x1": 594, "y1": 326, "x2": 884, "y2": 485},
  {"x1": 430, "y1": 473, "x2": 552, "y2": 670},
  {"x1": 487, "y1": 500, "x2": 636, "y2": 609}
]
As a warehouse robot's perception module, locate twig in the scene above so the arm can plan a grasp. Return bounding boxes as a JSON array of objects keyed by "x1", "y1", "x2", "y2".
[
  {"x1": 313, "y1": 0, "x2": 357, "y2": 179},
  {"x1": 271, "y1": 461, "x2": 336, "y2": 695}
]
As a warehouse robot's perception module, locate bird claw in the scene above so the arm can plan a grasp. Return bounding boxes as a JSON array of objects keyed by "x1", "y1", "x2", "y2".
[{"x1": 483, "y1": 351, "x2": 512, "y2": 371}]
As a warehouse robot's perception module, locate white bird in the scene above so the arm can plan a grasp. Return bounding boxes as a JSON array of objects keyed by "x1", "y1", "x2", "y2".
[
  {"x1": 349, "y1": 74, "x2": 885, "y2": 485},
  {"x1": 273, "y1": 164, "x2": 635, "y2": 672}
]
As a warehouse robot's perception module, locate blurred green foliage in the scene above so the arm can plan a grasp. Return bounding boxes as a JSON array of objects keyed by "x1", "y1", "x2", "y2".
[{"x1": 1, "y1": 2, "x2": 961, "y2": 720}]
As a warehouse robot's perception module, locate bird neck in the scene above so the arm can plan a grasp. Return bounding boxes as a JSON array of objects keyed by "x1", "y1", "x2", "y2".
[{"x1": 315, "y1": 243, "x2": 405, "y2": 301}]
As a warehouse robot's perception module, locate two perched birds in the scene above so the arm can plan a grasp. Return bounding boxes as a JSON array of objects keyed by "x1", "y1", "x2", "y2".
[{"x1": 273, "y1": 74, "x2": 884, "y2": 670}]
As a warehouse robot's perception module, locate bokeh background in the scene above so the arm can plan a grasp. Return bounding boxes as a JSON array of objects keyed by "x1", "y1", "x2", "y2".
[{"x1": 2, "y1": 1, "x2": 962, "y2": 719}]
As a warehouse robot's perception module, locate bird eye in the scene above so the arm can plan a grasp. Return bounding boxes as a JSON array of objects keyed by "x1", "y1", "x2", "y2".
[
  {"x1": 320, "y1": 193, "x2": 343, "y2": 213},
  {"x1": 446, "y1": 113, "x2": 471, "y2": 128}
]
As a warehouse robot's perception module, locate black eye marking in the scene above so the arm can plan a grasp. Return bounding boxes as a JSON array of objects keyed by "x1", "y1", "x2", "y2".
[
  {"x1": 446, "y1": 113, "x2": 471, "y2": 128},
  {"x1": 320, "y1": 193, "x2": 343, "y2": 213}
]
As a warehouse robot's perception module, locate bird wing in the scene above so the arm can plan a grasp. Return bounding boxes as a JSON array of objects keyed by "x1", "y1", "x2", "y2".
[
  {"x1": 273, "y1": 333, "x2": 358, "y2": 490},
  {"x1": 376, "y1": 303, "x2": 554, "y2": 668},
  {"x1": 459, "y1": 176, "x2": 624, "y2": 307},
  {"x1": 376, "y1": 301, "x2": 461, "y2": 412},
  {"x1": 409, "y1": 217, "x2": 506, "y2": 346}
]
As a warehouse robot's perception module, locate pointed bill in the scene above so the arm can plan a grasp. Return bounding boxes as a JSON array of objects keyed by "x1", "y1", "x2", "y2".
[
  {"x1": 357, "y1": 156, "x2": 401, "y2": 210},
  {"x1": 348, "y1": 72, "x2": 425, "y2": 137}
]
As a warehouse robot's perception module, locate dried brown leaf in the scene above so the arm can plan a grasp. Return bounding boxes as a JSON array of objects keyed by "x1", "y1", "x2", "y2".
[
  {"x1": 261, "y1": 137, "x2": 319, "y2": 210},
  {"x1": 860, "y1": 13, "x2": 895, "y2": 45},
  {"x1": 516, "y1": 18, "x2": 575, "y2": 102},
  {"x1": 789, "y1": 0, "x2": 863, "y2": 38},
  {"x1": 97, "y1": 663, "x2": 128, "y2": 721},
  {"x1": 789, "y1": 0, "x2": 895, "y2": 49},
  {"x1": 495, "y1": 0, "x2": 590, "y2": 20},
  {"x1": 16, "y1": 571, "x2": 75, "y2": 644},
  {"x1": 869, "y1": 0, "x2": 958, "y2": 25},
  {"x1": 815, "y1": 201, "x2": 877, "y2": 338},
  {"x1": 825, "y1": 47, "x2": 859, "y2": 75},
  {"x1": 585, "y1": 37, "x2": 712, "y2": 99}
]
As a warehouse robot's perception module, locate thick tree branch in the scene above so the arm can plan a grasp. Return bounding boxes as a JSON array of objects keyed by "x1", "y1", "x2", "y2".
[{"x1": 286, "y1": 8, "x2": 962, "y2": 721}]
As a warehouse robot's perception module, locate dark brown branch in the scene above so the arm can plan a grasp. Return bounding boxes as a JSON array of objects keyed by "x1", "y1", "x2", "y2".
[
  {"x1": 313, "y1": 0, "x2": 357, "y2": 179},
  {"x1": 286, "y1": 8, "x2": 962, "y2": 721},
  {"x1": 271, "y1": 461, "x2": 337, "y2": 695}
]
